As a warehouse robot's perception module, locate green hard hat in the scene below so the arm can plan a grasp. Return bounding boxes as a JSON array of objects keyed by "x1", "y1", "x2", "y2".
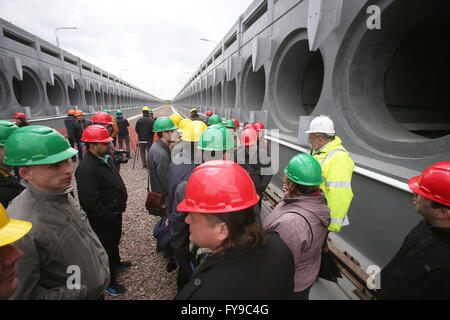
[
  {"x1": 284, "y1": 154, "x2": 324, "y2": 186},
  {"x1": 0, "y1": 121, "x2": 19, "y2": 147},
  {"x1": 208, "y1": 115, "x2": 222, "y2": 126},
  {"x1": 103, "y1": 109, "x2": 111, "y2": 114},
  {"x1": 3, "y1": 126, "x2": 78, "y2": 166},
  {"x1": 153, "y1": 117, "x2": 178, "y2": 133},
  {"x1": 116, "y1": 110, "x2": 123, "y2": 114},
  {"x1": 225, "y1": 120, "x2": 235, "y2": 129},
  {"x1": 199, "y1": 124, "x2": 236, "y2": 152}
]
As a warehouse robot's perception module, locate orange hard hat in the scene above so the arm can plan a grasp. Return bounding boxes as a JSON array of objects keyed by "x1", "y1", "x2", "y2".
[{"x1": 68, "y1": 109, "x2": 76, "y2": 115}]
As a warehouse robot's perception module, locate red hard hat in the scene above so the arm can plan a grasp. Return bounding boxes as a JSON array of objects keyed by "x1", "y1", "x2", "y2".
[
  {"x1": 244, "y1": 123, "x2": 258, "y2": 132},
  {"x1": 14, "y1": 113, "x2": 26, "y2": 119},
  {"x1": 92, "y1": 112, "x2": 113, "y2": 125},
  {"x1": 241, "y1": 128, "x2": 258, "y2": 147},
  {"x1": 408, "y1": 162, "x2": 450, "y2": 206},
  {"x1": 206, "y1": 111, "x2": 213, "y2": 116},
  {"x1": 81, "y1": 125, "x2": 113, "y2": 143},
  {"x1": 255, "y1": 122, "x2": 265, "y2": 131},
  {"x1": 232, "y1": 118, "x2": 240, "y2": 127},
  {"x1": 177, "y1": 160, "x2": 260, "y2": 213}
]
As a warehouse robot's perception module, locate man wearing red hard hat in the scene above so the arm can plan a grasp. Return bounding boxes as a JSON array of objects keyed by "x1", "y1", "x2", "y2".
[
  {"x1": 175, "y1": 160, "x2": 294, "y2": 300},
  {"x1": 378, "y1": 162, "x2": 450, "y2": 300},
  {"x1": 13, "y1": 113, "x2": 29, "y2": 128},
  {"x1": 75, "y1": 125, "x2": 131, "y2": 296}
]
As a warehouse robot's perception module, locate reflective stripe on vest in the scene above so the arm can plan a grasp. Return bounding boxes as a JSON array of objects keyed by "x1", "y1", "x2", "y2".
[
  {"x1": 326, "y1": 181, "x2": 352, "y2": 188},
  {"x1": 330, "y1": 218, "x2": 345, "y2": 225}
]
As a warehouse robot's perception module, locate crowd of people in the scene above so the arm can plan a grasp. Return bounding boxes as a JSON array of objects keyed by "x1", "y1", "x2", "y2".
[{"x1": 0, "y1": 107, "x2": 449, "y2": 300}]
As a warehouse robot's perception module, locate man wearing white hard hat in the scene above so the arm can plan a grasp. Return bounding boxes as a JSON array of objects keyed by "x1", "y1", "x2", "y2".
[{"x1": 306, "y1": 116, "x2": 355, "y2": 232}]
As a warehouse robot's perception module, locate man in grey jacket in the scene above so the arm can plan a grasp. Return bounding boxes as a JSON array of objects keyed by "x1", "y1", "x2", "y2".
[
  {"x1": 3, "y1": 126, "x2": 110, "y2": 300},
  {"x1": 148, "y1": 117, "x2": 178, "y2": 271}
]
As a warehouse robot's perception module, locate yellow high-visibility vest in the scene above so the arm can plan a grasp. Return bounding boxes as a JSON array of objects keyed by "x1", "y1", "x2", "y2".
[{"x1": 312, "y1": 137, "x2": 355, "y2": 232}]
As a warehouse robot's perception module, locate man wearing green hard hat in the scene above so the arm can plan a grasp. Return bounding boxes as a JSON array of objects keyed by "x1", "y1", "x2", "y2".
[
  {"x1": 4, "y1": 125, "x2": 110, "y2": 300},
  {"x1": 148, "y1": 117, "x2": 178, "y2": 272},
  {"x1": 199, "y1": 124, "x2": 236, "y2": 162},
  {"x1": 0, "y1": 120, "x2": 25, "y2": 208},
  {"x1": 264, "y1": 153, "x2": 330, "y2": 300}
]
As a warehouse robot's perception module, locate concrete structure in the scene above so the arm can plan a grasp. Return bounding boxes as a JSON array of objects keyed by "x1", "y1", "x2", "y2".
[
  {"x1": 0, "y1": 18, "x2": 162, "y2": 120},
  {"x1": 174, "y1": 0, "x2": 450, "y2": 274}
]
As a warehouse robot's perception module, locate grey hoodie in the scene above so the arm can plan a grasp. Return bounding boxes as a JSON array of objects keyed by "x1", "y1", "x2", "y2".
[
  {"x1": 263, "y1": 192, "x2": 330, "y2": 292},
  {"x1": 7, "y1": 184, "x2": 110, "y2": 300}
]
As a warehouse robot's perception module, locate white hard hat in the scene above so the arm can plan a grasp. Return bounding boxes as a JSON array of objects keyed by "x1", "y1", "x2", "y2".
[{"x1": 305, "y1": 116, "x2": 335, "y2": 135}]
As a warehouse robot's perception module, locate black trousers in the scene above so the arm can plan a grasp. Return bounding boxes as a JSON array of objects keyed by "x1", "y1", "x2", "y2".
[{"x1": 90, "y1": 214, "x2": 122, "y2": 285}]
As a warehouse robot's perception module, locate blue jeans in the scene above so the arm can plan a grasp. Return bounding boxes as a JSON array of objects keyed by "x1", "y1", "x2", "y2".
[{"x1": 117, "y1": 135, "x2": 130, "y2": 152}]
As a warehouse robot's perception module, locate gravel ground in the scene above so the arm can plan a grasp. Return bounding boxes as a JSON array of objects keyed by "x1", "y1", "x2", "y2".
[{"x1": 71, "y1": 106, "x2": 179, "y2": 300}]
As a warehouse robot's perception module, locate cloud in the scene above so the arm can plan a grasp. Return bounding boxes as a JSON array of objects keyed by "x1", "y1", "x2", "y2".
[{"x1": 0, "y1": 0, "x2": 254, "y2": 100}]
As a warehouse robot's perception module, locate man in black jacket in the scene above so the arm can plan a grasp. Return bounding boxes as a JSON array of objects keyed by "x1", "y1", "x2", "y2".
[
  {"x1": 377, "y1": 162, "x2": 450, "y2": 300},
  {"x1": 75, "y1": 125, "x2": 131, "y2": 296},
  {"x1": 115, "y1": 110, "x2": 130, "y2": 157},
  {"x1": 73, "y1": 110, "x2": 92, "y2": 161},
  {"x1": 64, "y1": 109, "x2": 77, "y2": 162},
  {"x1": 135, "y1": 107, "x2": 154, "y2": 168}
]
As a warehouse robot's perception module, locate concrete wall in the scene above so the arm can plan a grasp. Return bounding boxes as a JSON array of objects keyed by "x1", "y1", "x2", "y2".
[
  {"x1": 0, "y1": 18, "x2": 163, "y2": 121},
  {"x1": 173, "y1": 0, "x2": 450, "y2": 267}
]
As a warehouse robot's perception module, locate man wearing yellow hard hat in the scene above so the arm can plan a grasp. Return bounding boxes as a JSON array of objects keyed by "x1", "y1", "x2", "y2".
[{"x1": 0, "y1": 203, "x2": 32, "y2": 300}]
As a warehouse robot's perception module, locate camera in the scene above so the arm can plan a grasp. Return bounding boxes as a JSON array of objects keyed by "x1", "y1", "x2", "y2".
[{"x1": 114, "y1": 150, "x2": 129, "y2": 164}]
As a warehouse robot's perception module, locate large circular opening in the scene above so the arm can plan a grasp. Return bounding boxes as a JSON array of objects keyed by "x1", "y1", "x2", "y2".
[
  {"x1": 85, "y1": 85, "x2": 94, "y2": 106},
  {"x1": 95, "y1": 91, "x2": 102, "y2": 107},
  {"x1": 206, "y1": 87, "x2": 213, "y2": 107},
  {"x1": 68, "y1": 80, "x2": 81, "y2": 106},
  {"x1": 241, "y1": 59, "x2": 266, "y2": 112},
  {"x1": 224, "y1": 79, "x2": 236, "y2": 108},
  {"x1": 46, "y1": 75, "x2": 65, "y2": 107},
  {"x1": 214, "y1": 83, "x2": 222, "y2": 107},
  {"x1": 12, "y1": 67, "x2": 43, "y2": 112},
  {"x1": 335, "y1": 0, "x2": 450, "y2": 156},
  {"x1": 270, "y1": 30, "x2": 324, "y2": 131},
  {"x1": 201, "y1": 89, "x2": 206, "y2": 107}
]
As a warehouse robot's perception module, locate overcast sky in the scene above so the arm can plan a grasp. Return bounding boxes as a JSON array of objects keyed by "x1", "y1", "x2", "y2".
[{"x1": 0, "y1": 0, "x2": 254, "y2": 100}]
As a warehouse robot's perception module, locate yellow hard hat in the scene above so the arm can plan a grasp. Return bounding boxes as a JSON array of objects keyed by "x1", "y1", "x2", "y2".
[
  {"x1": 177, "y1": 119, "x2": 193, "y2": 133},
  {"x1": 181, "y1": 121, "x2": 207, "y2": 142},
  {"x1": 170, "y1": 113, "x2": 183, "y2": 127},
  {"x1": 190, "y1": 108, "x2": 198, "y2": 114},
  {"x1": 142, "y1": 107, "x2": 150, "y2": 112},
  {"x1": 0, "y1": 203, "x2": 32, "y2": 247}
]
